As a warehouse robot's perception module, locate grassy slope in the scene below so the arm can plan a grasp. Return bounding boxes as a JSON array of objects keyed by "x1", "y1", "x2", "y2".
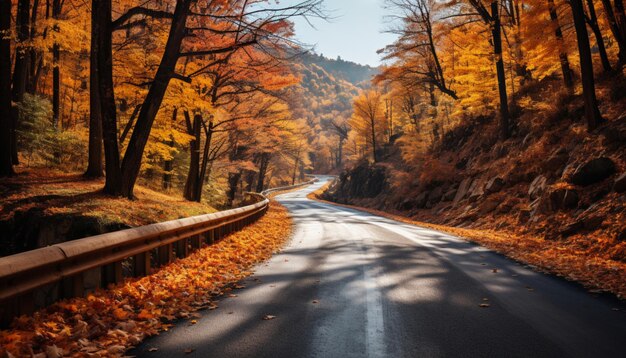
[{"x1": 0, "y1": 169, "x2": 218, "y2": 257}]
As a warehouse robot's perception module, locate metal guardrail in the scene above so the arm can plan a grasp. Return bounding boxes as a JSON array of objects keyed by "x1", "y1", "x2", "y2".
[{"x1": 0, "y1": 178, "x2": 317, "y2": 326}]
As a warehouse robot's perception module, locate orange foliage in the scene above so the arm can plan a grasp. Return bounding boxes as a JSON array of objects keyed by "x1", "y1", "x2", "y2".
[{"x1": 0, "y1": 201, "x2": 292, "y2": 357}]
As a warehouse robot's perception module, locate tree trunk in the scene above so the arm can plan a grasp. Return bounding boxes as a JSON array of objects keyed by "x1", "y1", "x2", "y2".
[
  {"x1": 601, "y1": 0, "x2": 626, "y2": 64},
  {"x1": 52, "y1": 0, "x2": 60, "y2": 128},
  {"x1": 12, "y1": 0, "x2": 30, "y2": 103},
  {"x1": 162, "y1": 108, "x2": 177, "y2": 189},
  {"x1": 491, "y1": 1, "x2": 511, "y2": 139},
  {"x1": 292, "y1": 156, "x2": 299, "y2": 185},
  {"x1": 26, "y1": 0, "x2": 39, "y2": 93},
  {"x1": 10, "y1": 0, "x2": 31, "y2": 166},
  {"x1": 0, "y1": 0, "x2": 14, "y2": 176},
  {"x1": 570, "y1": 0, "x2": 604, "y2": 130},
  {"x1": 119, "y1": 104, "x2": 141, "y2": 145},
  {"x1": 95, "y1": 0, "x2": 123, "y2": 195},
  {"x1": 119, "y1": 0, "x2": 190, "y2": 198},
  {"x1": 615, "y1": 0, "x2": 626, "y2": 62},
  {"x1": 547, "y1": 0, "x2": 574, "y2": 88},
  {"x1": 370, "y1": 116, "x2": 378, "y2": 163},
  {"x1": 183, "y1": 113, "x2": 201, "y2": 201},
  {"x1": 194, "y1": 120, "x2": 213, "y2": 202},
  {"x1": 586, "y1": 0, "x2": 613, "y2": 72},
  {"x1": 337, "y1": 138, "x2": 344, "y2": 168},
  {"x1": 85, "y1": 5, "x2": 103, "y2": 178},
  {"x1": 256, "y1": 153, "x2": 270, "y2": 192},
  {"x1": 227, "y1": 171, "x2": 242, "y2": 207}
]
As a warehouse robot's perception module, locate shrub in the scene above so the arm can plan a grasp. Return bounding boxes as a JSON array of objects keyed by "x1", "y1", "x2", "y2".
[{"x1": 17, "y1": 94, "x2": 87, "y2": 169}]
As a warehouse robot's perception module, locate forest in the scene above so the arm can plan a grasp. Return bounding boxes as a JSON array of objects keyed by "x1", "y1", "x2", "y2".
[
  {"x1": 322, "y1": 0, "x2": 626, "y2": 300},
  {"x1": 0, "y1": 0, "x2": 328, "y2": 201},
  {"x1": 1, "y1": 0, "x2": 626, "y2": 356},
  {"x1": 0, "y1": 0, "x2": 625, "y2": 268}
]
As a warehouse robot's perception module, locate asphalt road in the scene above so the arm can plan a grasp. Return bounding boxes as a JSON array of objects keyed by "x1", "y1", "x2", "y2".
[{"x1": 135, "y1": 177, "x2": 626, "y2": 358}]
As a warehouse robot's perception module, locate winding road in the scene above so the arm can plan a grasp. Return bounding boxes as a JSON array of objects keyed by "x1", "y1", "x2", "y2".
[{"x1": 135, "y1": 177, "x2": 626, "y2": 358}]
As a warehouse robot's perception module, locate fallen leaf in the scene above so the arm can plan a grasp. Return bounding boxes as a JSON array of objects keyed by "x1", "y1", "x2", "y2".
[
  {"x1": 262, "y1": 315, "x2": 276, "y2": 320},
  {"x1": 184, "y1": 348, "x2": 195, "y2": 354},
  {"x1": 492, "y1": 268, "x2": 498, "y2": 273},
  {"x1": 190, "y1": 320, "x2": 197, "y2": 325}
]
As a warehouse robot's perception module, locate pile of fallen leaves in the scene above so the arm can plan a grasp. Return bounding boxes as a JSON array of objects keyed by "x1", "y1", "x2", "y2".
[
  {"x1": 0, "y1": 201, "x2": 292, "y2": 357},
  {"x1": 310, "y1": 196, "x2": 626, "y2": 299}
]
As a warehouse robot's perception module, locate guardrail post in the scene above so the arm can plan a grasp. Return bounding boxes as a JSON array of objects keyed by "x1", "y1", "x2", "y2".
[
  {"x1": 102, "y1": 261, "x2": 123, "y2": 287},
  {"x1": 190, "y1": 235, "x2": 201, "y2": 250},
  {"x1": 0, "y1": 293, "x2": 33, "y2": 328},
  {"x1": 175, "y1": 239, "x2": 189, "y2": 259},
  {"x1": 206, "y1": 229, "x2": 214, "y2": 244},
  {"x1": 158, "y1": 244, "x2": 173, "y2": 266},
  {"x1": 133, "y1": 251, "x2": 151, "y2": 277},
  {"x1": 61, "y1": 274, "x2": 84, "y2": 299}
]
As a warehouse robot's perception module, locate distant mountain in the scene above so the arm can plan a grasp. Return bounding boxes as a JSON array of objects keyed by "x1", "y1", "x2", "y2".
[
  {"x1": 298, "y1": 53, "x2": 379, "y2": 86},
  {"x1": 289, "y1": 53, "x2": 378, "y2": 172}
]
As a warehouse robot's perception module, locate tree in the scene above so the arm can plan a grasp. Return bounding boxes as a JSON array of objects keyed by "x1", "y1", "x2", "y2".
[
  {"x1": 600, "y1": 0, "x2": 626, "y2": 65},
  {"x1": 351, "y1": 90, "x2": 386, "y2": 163},
  {"x1": 383, "y1": 0, "x2": 458, "y2": 100},
  {"x1": 96, "y1": 0, "x2": 324, "y2": 198},
  {"x1": 569, "y1": 0, "x2": 604, "y2": 130},
  {"x1": 85, "y1": 0, "x2": 103, "y2": 178},
  {"x1": 584, "y1": 0, "x2": 612, "y2": 72},
  {"x1": 466, "y1": 0, "x2": 511, "y2": 138},
  {"x1": 547, "y1": 0, "x2": 574, "y2": 88},
  {"x1": 0, "y1": 0, "x2": 14, "y2": 176}
]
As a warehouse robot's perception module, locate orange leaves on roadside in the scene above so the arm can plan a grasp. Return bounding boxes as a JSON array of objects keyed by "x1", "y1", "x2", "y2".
[{"x1": 0, "y1": 202, "x2": 292, "y2": 357}]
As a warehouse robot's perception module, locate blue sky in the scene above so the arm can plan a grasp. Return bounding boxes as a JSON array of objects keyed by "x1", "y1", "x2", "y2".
[{"x1": 288, "y1": 0, "x2": 397, "y2": 67}]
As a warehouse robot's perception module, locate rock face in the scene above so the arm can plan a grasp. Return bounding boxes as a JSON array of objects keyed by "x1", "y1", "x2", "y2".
[
  {"x1": 467, "y1": 179, "x2": 485, "y2": 202},
  {"x1": 398, "y1": 192, "x2": 428, "y2": 211},
  {"x1": 571, "y1": 157, "x2": 616, "y2": 186},
  {"x1": 426, "y1": 187, "x2": 443, "y2": 207},
  {"x1": 478, "y1": 199, "x2": 500, "y2": 215},
  {"x1": 485, "y1": 177, "x2": 504, "y2": 194},
  {"x1": 614, "y1": 172, "x2": 626, "y2": 193},
  {"x1": 528, "y1": 175, "x2": 548, "y2": 200},
  {"x1": 331, "y1": 161, "x2": 388, "y2": 201},
  {"x1": 548, "y1": 188, "x2": 579, "y2": 211},
  {"x1": 453, "y1": 178, "x2": 472, "y2": 204},
  {"x1": 442, "y1": 188, "x2": 457, "y2": 202},
  {"x1": 545, "y1": 148, "x2": 569, "y2": 177}
]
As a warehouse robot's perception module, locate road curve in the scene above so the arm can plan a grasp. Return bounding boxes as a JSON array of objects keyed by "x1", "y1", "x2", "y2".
[{"x1": 134, "y1": 177, "x2": 626, "y2": 358}]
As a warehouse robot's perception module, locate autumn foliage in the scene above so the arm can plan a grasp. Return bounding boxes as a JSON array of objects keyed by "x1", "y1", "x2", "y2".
[{"x1": 0, "y1": 201, "x2": 292, "y2": 357}]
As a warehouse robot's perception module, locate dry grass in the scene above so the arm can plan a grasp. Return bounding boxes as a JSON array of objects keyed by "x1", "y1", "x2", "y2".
[{"x1": 0, "y1": 169, "x2": 217, "y2": 228}]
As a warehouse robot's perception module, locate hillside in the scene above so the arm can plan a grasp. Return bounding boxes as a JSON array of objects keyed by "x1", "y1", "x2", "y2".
[
  {"x1": 0, "y1": 169, "x2": 218, "y2": 257},
  {"x1": 290, "y1": 53, "x2": 378, "y2": 173},
  {"x1": 298, "y1": 53, "x2": 379, "y2": 85},
  {"x1": 322, "y1": 75, "x2": 626, "y2": 295}
]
